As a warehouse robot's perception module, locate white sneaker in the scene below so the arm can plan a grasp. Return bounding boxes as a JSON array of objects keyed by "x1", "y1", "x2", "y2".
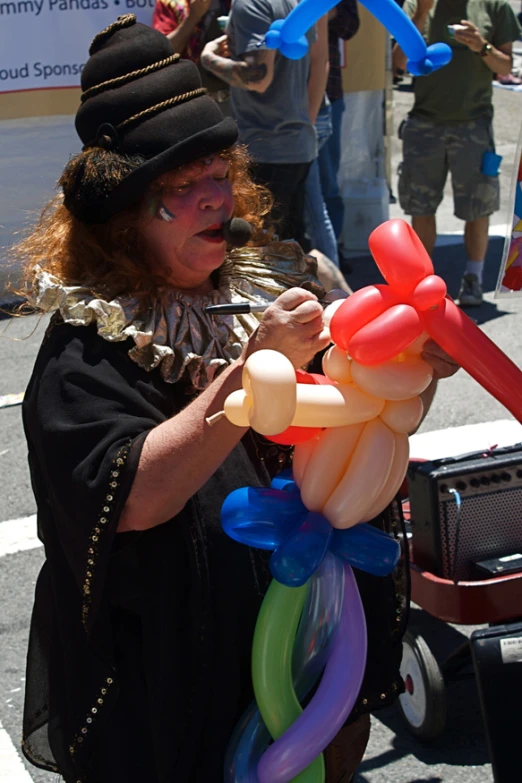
[{"x1": 458, "y1": 273, "x2": 483, "y2": 307}]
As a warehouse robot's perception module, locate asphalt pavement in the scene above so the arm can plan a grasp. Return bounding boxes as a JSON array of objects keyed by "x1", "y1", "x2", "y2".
[{"x1": 1, "y1": 76, "x2": 522, "y2": 783}]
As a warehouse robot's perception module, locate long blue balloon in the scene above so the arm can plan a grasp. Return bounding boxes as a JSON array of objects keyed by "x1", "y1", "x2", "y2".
[
  {"x1": 270, "y1": 511, "x2": 333, "y2": 587},
  {"x1": 265, "y1": 0, "x2": 451, "y2": 75}
]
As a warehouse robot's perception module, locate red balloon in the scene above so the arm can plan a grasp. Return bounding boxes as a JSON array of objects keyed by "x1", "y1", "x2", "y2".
[
  {"x1": 422, "y1": 298, "x2": 522, "y2": 422},
  {"x1": 349, "y1": 304, "x2": 423, "y2": 365},
  {"x1": 410, "y1": 275, "x2": 447, "y2": 311},
  {"x1": 329, "y1": 285, "x2": 398, "y2": 351},
  {"x1": 369, "y1": 219, "x2": 434, "y2": 295},
  {"x1": 265, "y1": 370, "x2": 327, "y2": 445}
]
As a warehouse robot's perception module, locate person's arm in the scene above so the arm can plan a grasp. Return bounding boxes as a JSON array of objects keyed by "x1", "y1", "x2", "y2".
[
  {"x1": 308, "y1": 15, "x2": 329, "y2": 125},
  {"x1": 162, "y1": 0, "x2": 211, "y2": 55},
  {"x1": 328, "y1": 0, "x2": 360, "y2": 42},
  {"x1": 454, "y1": 22, "x2": 513, "y2": 76},
  {"x1": 412, "y1": 339, "x2": 460, "y2": 432},
  {"x1": 119, "y1": 288, "x2": 331, "y2": 531},
  {"x1": 392, "y1": 0, "x2": 433, "y2": 74},
  {"x1": 200, "y1": 35, "x2": 275, "y2": 92}
]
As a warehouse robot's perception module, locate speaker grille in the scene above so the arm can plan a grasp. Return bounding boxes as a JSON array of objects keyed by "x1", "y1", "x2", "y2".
[{"x1": 439, "y1": 487, "x2": 522, "y2": 581}]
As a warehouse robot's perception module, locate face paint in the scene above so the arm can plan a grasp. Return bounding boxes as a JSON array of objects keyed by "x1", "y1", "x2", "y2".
[
  {"x1": 158, "y1": 202, "x2": 176, "y2": 222},
  {"x1": 147, "y1": 193, "x2": 176, "y2": 222}
]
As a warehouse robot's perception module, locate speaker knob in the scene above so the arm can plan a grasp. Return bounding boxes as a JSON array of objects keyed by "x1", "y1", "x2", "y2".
[
  {"x1": 456, "y1": 480, "x2": 467, "y2": 491},
  {"x1": 481, "y1": 476, "x2": 491, "y2": 486},
  {"x1": 516, "y1": 469, "x2": 522, "y2": 479},
  {"x1": 470, "y1": 478, "x2": 480, "y2": 488},
  {"x1": 501, "y1": 472, "x2": 512, "y2": 482},
  {"x1": 491, "y1": 474, "x2": 501, "y2": 484}
]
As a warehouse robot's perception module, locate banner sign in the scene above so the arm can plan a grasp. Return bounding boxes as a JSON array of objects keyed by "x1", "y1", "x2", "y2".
[
  {"x1": 496, "y1": 144, "x2": 522, "y2": 297},
  {"x1": 0, "y1": 5, "x2": 153, "y2": 94}
]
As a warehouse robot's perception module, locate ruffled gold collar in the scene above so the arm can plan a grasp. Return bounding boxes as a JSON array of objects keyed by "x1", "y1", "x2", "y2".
[{"x1": 29, "y1": 241, "x2": 323, "y2": 390}]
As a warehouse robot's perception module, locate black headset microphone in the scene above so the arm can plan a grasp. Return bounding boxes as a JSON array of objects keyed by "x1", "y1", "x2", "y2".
[{"x1": 222, "y1": 218, "x2": 253, "y2": 248}]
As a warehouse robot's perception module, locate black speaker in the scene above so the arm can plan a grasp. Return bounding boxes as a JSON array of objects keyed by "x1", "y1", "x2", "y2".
[
  {"x1": 470, "y1": 621, "x2": 522, "y2": 782},
  {"x1": 407, "y1": 445, "x2": 522, "y2": 581}
]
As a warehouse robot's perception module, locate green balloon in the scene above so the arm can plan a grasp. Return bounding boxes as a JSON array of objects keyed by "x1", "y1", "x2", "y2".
[{"x1": 252, "y1": 578, "x2": 325, "y2": 783}]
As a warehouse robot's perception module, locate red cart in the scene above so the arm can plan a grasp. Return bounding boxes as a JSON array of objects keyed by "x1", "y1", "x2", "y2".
[{"x1": 397, "y1": 447, "x2": 522, "y2": 782}]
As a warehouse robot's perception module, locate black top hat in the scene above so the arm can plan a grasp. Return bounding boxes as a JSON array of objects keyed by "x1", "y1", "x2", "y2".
[{"x1": 71, "y1": 14, "x2": 238, "y2": 223}]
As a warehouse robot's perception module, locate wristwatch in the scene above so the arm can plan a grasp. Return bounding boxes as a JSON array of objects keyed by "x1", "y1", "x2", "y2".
[{"x1": 480, "y1": 42, "x2": 493, "y2": 57}]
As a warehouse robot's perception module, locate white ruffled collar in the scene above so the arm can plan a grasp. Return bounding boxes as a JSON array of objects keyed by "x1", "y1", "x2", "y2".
[{"x1": 30, "y1": 241, "x2": 323, "y2": 390}]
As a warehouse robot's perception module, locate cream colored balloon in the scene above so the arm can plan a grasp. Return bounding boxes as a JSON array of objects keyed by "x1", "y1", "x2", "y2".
[
  {"x1": 323, "y1": 418, "x2": 396, "y2": 529},
  {"x1": 322, "y1": 345, "x2": 353, "y2": 384},
  {"x1": 380, "y1": 396, "x2": 424, "y2": 434},
  {"x1": 223, "y1": 389, "x2": 253, "y2": 427},
  {"x1": 322, "y1": 299, "x2": 346, "y2": 328},
  {"x1": 290, "y1": 383, "x2": 384, "y2": 427},
  {"x1": 242, "y1": 350, "x2": 297, "y2": 435},
  {"x1": 405, "y1": 331, "x2": 429, "y2": 355},
  {"x1": 351, "y1": 356, "x2": 433, "y2": 401},
  {"x1": 293, "y1": 435, "x2": 320, "y2": 486},
  {"x1": 361, "y1": 431, "x2": 410, "y2": 521},
  {"x1": 299, "y1": 423, "x2": 365, "y2": 512}
]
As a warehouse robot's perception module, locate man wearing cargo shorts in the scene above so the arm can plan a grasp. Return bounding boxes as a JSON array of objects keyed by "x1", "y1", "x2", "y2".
[{"x1": 393, "y1": 0, "x2": 521, "y2": 306}]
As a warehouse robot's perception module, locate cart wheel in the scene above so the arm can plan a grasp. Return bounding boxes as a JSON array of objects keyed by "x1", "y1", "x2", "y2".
[{"x1": 398, "y1": 630, "x2": 446, "y2": 741}]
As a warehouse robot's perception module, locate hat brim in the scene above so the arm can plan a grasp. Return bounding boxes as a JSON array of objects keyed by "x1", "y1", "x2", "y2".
[{"x1": 90, "y1": 115, "x2": 238, "y2": 222}]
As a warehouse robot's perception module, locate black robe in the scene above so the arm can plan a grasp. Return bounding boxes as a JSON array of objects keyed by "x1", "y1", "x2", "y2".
[{"x1": 21, "y1": 318, "x2": 407, "y2": 783}]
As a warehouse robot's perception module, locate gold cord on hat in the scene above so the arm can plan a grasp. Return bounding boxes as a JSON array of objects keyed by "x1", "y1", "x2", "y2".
[
  {"x1": 81, "y1": 53, "x2": 181, "y2": 103},
  {"x1": 89, "y1": 14, "x2": 137, "y2": 55},
  {"x1": 116, "y1": 88, "x2": 207, "y2": 132}
]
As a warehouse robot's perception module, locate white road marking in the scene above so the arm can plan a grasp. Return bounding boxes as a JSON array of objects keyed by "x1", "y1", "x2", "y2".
[
  {"x1": 0, "y1": 515, "x2": 41, "y2": 558},
  {"x1": 0, "y1": 720, "x2": 33, "y2": 782}
]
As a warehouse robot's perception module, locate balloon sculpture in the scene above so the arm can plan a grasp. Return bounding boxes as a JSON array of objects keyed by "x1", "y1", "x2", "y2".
[
  {"x1": 218, "y1": 218, "x2": 522, "y2": 782},
  {"x1": 264, "y1": 0, "x2": 452, "y2": 75}
]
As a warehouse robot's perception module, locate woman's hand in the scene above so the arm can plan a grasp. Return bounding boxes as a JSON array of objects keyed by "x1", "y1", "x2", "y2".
[
  {"x1": 421, "y1": 339, "x2": 460, "y2": 380},
  {"x1": 246, "y1": 287, "x2": 331, "y2": 369}
]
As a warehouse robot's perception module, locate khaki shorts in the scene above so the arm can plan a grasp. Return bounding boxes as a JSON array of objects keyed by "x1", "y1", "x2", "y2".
[{"x1": 398, "y1": 115, "x2": 500, "y2": 221}]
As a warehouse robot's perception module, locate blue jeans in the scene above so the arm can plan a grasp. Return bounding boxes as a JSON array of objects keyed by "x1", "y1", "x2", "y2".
[
  {"x1": 318, "y1": 97, "x2": 345, "y2": 240},
  {"x1": 304, "y1": 103, "x2": 339, "y2": 266}
]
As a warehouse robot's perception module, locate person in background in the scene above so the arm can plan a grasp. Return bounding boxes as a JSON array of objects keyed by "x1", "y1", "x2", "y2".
[
  {"x1": 152, "y1": 0, "x2": 231, "y2": 108},
  {"x1": 393, "y1": 0, "x2": 520, "y2": 307},
  {"x1": 303, "y1": 98, "x2": 340, "y2": 267},
  {"x1": 201, "y1": 1, "x2": 329, "y2": 249},
  {"x1": 319, "y1": 0, "x2": 360, "y2": 269}
]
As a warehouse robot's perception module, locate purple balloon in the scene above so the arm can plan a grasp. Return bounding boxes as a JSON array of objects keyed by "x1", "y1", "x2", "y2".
[{"x1": 257, "y1": 562, "x2": 367, "y2": 783}]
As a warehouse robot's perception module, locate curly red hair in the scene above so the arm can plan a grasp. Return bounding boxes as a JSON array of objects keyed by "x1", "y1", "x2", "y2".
[{"x1": 13, "y1": 144, "x2": 275, "y2": 303}]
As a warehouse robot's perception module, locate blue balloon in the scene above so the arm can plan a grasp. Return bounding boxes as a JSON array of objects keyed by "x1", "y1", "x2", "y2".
[
  {"x1": 221, "y1": 474, "x2": 400, "y2": 577},
  {"x1": 330, "y1": 523, "x2": 400, "y2": 577},
  {"x1": 264, "y1": 0, "x2": 452, "y2": 75},
  {"x1": 270, "y1": 512, "x2": 333, "y2": 587},
  {"x1": 270, "y1": 471, "x2": 300, "y2": 494},
  {"x1": 221, "y1": 486, "x2": 307, "y2": 550}
]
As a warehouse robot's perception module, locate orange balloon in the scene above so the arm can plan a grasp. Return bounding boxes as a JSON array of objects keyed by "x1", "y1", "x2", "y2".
[
  {"x1": 292, "y1": 435, "x2": 319, "y2": 487},
  {"x1": 299, "y1": 423, "x2": 365, "y2": 512},
  {"x1": 351, "y1": 355, "x2": 433, "y2": 400},
  {"x1": 322, "y1": 346, "x2": 352, "y2": 384},
  {"x1": 329, "y1": 285, "x2": 398, "y2": 351},
  {"x1": 348, "y1": 304, "x2": 423, "y2": 365},
  {"x1": 362, "y1": 432, "x2": 410, "y2": 521},
  {"x1": 369, "y1": 219, "x2": 433, "y2": 295},
  {"x1": 323, "y1": 418, "x2": 396, "y2": 529}
]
